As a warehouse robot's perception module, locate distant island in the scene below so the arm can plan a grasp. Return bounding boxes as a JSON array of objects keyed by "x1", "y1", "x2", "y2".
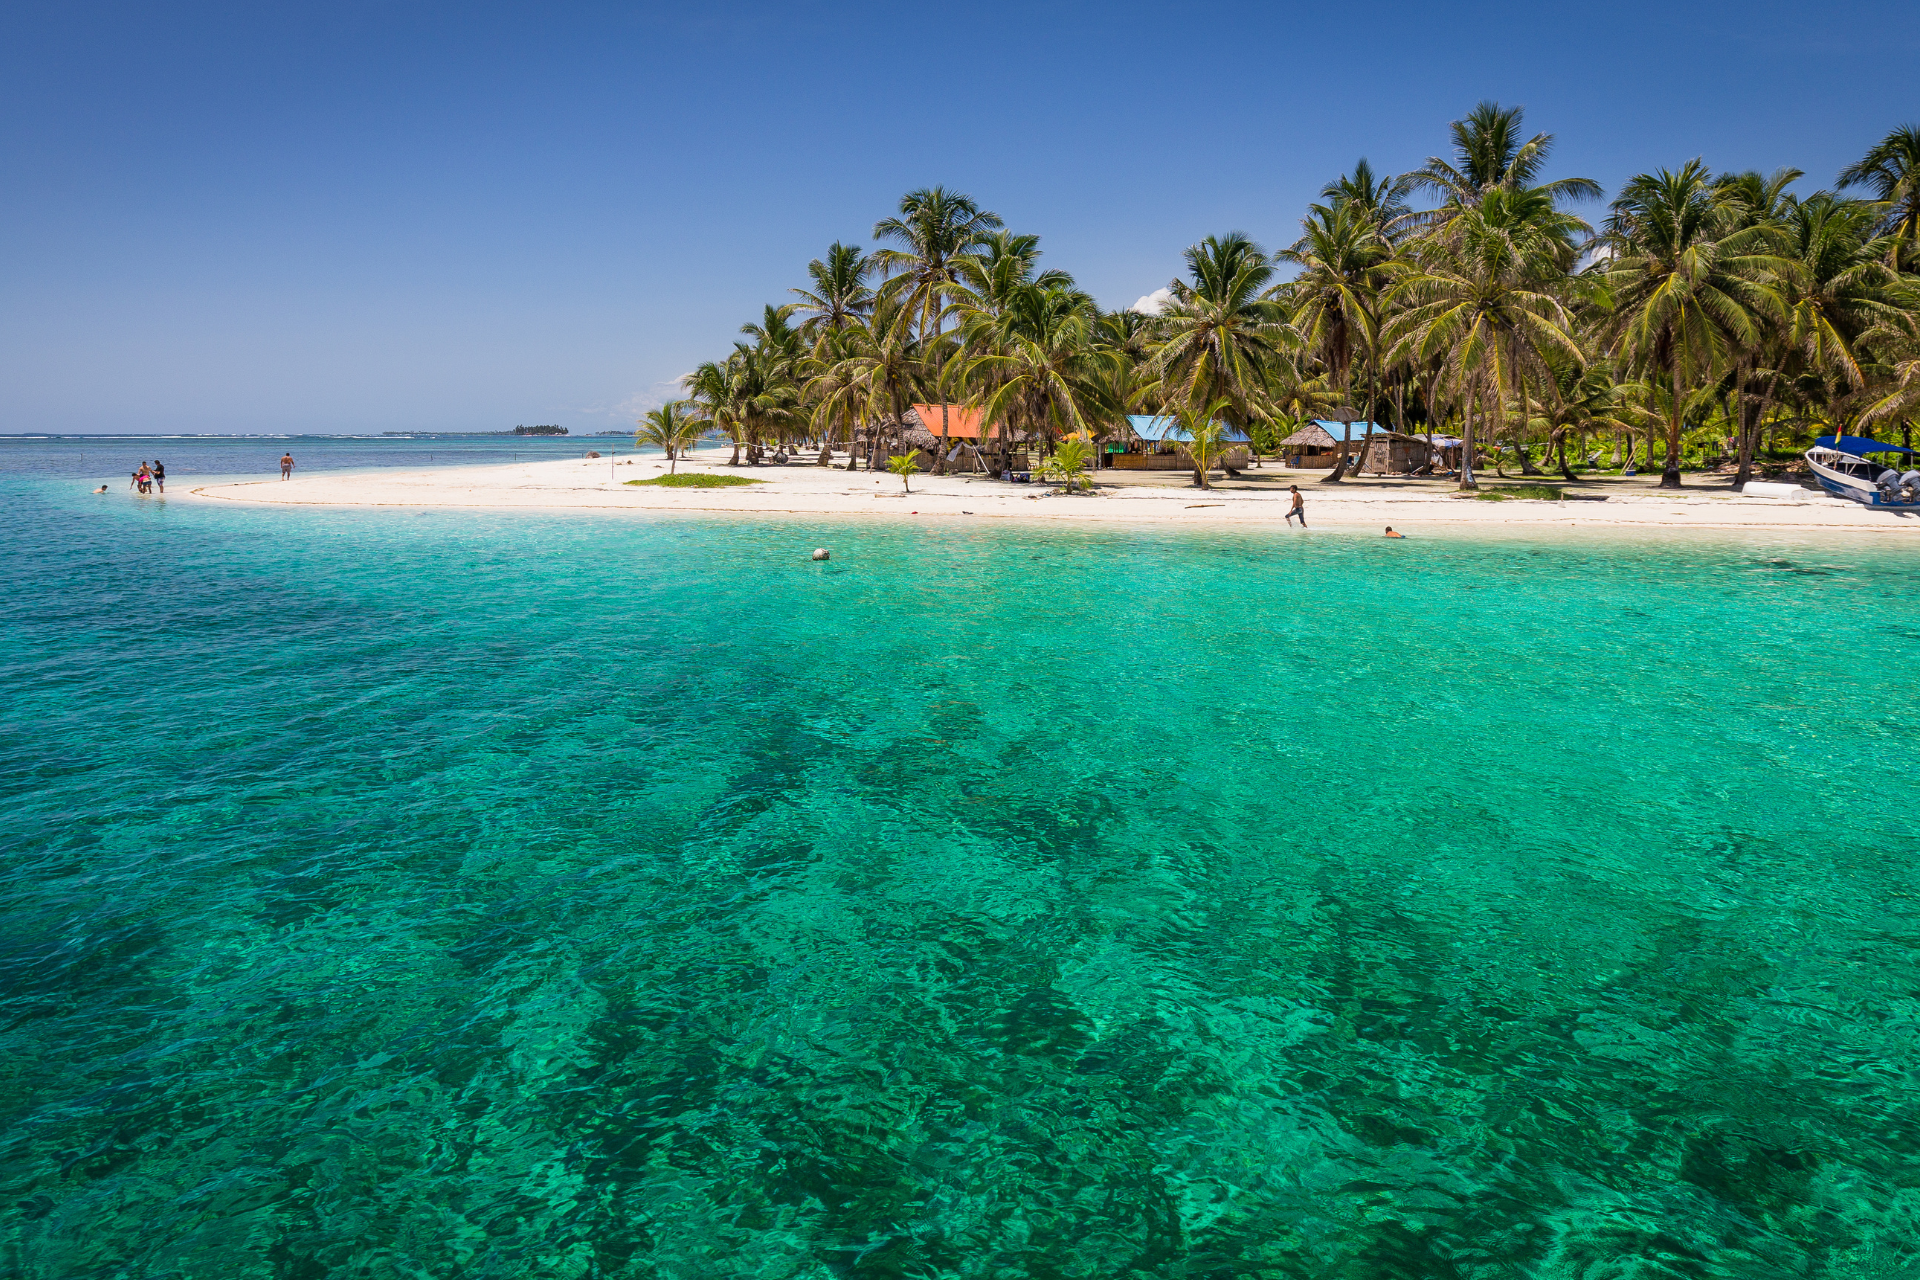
[{"x1": 513, "y1": 424, "x2": 568, "y2": 436}]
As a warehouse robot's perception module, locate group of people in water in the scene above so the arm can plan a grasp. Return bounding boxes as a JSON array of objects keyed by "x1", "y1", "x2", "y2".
[{"x1": 100, "y1": 452, "x2": 297, "y2": 495}]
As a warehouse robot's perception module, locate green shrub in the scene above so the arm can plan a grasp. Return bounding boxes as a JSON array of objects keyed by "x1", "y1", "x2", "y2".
[
  {"x1": 625, "y1": 473, "x2": 764, "y2": 488},
  {"x1": 1475, "y1": 484, "x2": 1563, "y2": 501}
]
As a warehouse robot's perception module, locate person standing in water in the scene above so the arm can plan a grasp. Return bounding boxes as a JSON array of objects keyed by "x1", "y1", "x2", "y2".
[
  {"x1": 280, "y1": 452, "x2": 294, "y2": 480},
  {"x1": 1285, "y1": 485, "x2": 1306, "y2": 527},
  {"x1": 151, "y1": 459, "x2": 165, "y2": 494}
]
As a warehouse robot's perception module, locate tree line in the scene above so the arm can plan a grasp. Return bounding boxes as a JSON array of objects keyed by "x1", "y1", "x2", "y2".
[{"x1": 641, "y1": 103, "x2": 1920, "y2": 491}]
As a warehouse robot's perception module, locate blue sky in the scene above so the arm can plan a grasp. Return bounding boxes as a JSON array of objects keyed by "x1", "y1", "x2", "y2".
[{"x1": 3, "y1": 0, "x2": 1915, "y2": 435}]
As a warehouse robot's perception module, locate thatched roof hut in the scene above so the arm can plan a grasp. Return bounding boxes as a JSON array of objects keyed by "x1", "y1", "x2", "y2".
[{"x1": 1277, "y1": 419, "x2": 1386, "y2": 450}]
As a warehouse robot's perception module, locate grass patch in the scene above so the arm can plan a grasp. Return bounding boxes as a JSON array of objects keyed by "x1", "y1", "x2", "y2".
[
  {"x1": 625, "y1": 473, "x2": 765, "y2": 488},
  {"x1": 1475, "y1": 484, "x2": 1563, "y2": 501}
]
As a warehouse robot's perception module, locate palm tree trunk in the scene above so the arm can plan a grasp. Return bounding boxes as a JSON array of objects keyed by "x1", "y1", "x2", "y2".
[
  {"x1": 1731, "y1": 378, "x2": 1759, "y2": 491},
  {"x1": 1512, "y1": 354, "x2": 1543, "y2": 476},
  {"x1": 1660, "y1": 369, "x2": 1685, "y2": 488},
  {"x1": 1458, "y1": 381, "x2": 1479, "y2": 491}
]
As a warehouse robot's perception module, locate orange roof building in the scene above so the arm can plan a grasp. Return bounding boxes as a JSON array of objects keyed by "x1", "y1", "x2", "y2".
[{"x1": 910, "y1": 404, "x2": 1001, "y2": 440}]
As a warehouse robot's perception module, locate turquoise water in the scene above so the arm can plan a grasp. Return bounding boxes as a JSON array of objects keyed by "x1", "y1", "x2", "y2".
[{"x1": 6, "y1": 440, "x2": 1920, "y2": 1278}]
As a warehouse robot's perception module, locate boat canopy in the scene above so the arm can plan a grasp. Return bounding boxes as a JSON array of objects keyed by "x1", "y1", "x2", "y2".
[
  {"x1": 1126, "y1": 415, "x2": 1252, "y2": 444},
  {"x1": 1816, "y1": 435, "x2": 1915, "y2": 457}
]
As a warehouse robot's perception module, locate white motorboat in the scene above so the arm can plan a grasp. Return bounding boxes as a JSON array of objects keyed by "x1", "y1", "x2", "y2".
[{"x1": 1805, "y1": 436, "x2": 1920, "y2": 508}]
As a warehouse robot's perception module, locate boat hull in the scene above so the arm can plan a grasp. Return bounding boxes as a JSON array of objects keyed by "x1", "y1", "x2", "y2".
[{"x1": 1806, "y1": 448, "x2": 1920, "y2": 508}]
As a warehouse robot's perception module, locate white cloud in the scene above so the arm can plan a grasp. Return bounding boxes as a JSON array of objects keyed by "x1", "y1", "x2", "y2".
[
  {"x1": 1130, "y1": 287, "x2": 1174, "y2": 315},
  {"x1": 576, "y1": 374, "x2": 695, "y2": 424}
]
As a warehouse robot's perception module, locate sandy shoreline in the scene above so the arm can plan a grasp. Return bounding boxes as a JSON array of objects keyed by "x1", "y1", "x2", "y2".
[{"x1": 185, "y1": 447, "x2": 1920, "y2": 534}]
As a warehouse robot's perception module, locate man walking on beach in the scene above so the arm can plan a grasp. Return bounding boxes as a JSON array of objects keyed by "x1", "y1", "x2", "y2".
[
  {"x1": 280, "y1": 452, "x2": 294, "y2": 480},
  {"x1": 1285, "y1": 485, "x2": 1306, "y2": 527}
]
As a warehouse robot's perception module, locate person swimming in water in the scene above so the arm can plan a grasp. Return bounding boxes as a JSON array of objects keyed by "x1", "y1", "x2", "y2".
[{"x1": 1384, "y1": 526, "x2": 1405, "y2": 538}]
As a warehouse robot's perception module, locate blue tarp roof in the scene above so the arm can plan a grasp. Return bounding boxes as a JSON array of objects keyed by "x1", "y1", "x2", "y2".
[
  {"x1": 1127, "y1": 414, "x2": 1252, "y2": 444},
  {"x1": 1818, "y1": 435, "x2": 1914, "y2": 457},
  {"x1": 1309, "y1": 419, "x2": 1386, "y2": 437}
]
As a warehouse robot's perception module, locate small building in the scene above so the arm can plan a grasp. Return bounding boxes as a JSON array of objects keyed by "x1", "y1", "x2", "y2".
[
  {"x1": 1111, "y1": 415, "x2": 1253, "y2": 472},
  {"x1": 1276, "y1": 419, "x2": 1387, "y2": 469},
  {"x1": 903, "y1": 404, "x2": 1027, "y2": 472},
  {"x1": 1356, "y1": 431, "x2": 1450, "y2": 475}
]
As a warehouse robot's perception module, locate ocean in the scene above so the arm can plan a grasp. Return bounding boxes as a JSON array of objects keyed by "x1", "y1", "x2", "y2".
[{"x1": 5, "y1": 436, "x2": 1919, "y2": 1278}]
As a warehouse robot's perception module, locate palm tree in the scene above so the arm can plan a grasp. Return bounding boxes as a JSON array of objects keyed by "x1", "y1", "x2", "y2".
[
  {"x1": 886, "y1": 450, "x2": 919, "y2": 493},
  {"x1": 958, "y1": 281, "x2": 1116, "y2": 449},
  {"x1": 812, "y1": 298, "x2": 925, "y2": 470},
  {"x1": 1171, "y1": 398, "x2": 1234, "y2": 489},
  {"x1": 1531, "y1": 353, "x2": 1635, "y2": 481},
  {"x1": 684, "y1": 341, "x2": 801, "y2": 466},
  {"x1": 1142, "y1": 233, "x2": 1293, "y2": 432},
  {"x1": 1386, "y1": 194, "x2": 1586, "y2": 490},
  {"x1": 1857, "y1": 327, "x2": 1920, "y2": 436},
  {"x1": 872, "y1": 187, "x2": 1004, "y2": 340},
  {"x1": 1778, "y1": 193, "x2": 1904, "y2": 396},
  {"x1": 1598, "y1": 161, "x2": 1791, "y2": 488},
  {"x1": 936, "y1": 231, "x2": 1075, "y2": 468},
  {"x1": 740, "y1": 304, "x2": 805, "y2": 365},
  {"x1": 790, "y1": 243, "x2": 874, "y2": 342},
  {"x1": 1038, "y1": 436, "x2": 1095, "y2": 492},
  {"x1": 1838, "y1": 125, "x2": 1920, "y2": 248},
  {"x1": 1712, "y1": 169, "x2": 1802, "y2": 488},
  {"x1": 872, "y1": 193, "x2": 1005, "y2": 462},
  {"x1": 682, "y1": 360, "x2": 741, "y2": 464},
  {"x1": 1408, "y1": 101, "x2": 1602, "y2": 213},
  {"x1": 1280, "y1": 202, "x2": 1396, "y2": 479},
  {"x1": 633, "y1": 400, "x2": 705, "y2": 474},
  {"x1": 1321, "y1": 158, "x2": 1418, "y2": 239}
]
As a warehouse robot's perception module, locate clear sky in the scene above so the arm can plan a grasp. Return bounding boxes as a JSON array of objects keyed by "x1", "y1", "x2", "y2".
[{"x1": 3, "y1": 0, "x2": 1916, "y2": 435}]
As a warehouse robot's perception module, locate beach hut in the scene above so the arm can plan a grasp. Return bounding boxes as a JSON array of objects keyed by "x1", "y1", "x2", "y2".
[
  {"x1": 1356, "y1": 431, "x2": 1444, "y2": 475},
  {"x1": 1111, "y1": 415, "x2": 1253, "y2": 472},
  {"x1": 1276, "y1": 419, "x2": 1386, "y2": 469},
  {"x1": 904, "y1": 404, "x2": 1026, "y2": 472}
]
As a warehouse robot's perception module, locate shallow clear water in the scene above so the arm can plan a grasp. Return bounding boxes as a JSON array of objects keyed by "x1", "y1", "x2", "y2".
[{"x1": 5, "y1": 441, "x2": 1920, "y2": 1278}]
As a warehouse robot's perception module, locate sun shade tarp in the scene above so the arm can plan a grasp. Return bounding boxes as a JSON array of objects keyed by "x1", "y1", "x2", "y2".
[
  {"x1": 1126, "y1": 415, "x2": 1252, "y2": 444},
  {"x1": 1817, "y1": 435, "x2": 1915, "y2": 457}
]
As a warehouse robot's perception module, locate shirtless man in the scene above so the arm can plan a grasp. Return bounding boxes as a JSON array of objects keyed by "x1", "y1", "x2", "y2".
[
  {"x1": 280, "y1": 452, "x2": 294, "y2": 480},
  {"x1": 1384, "y1": 526, "x2": 1404, "y2": 538},
  {"x1": 1285, "y1": 485, "x2": 1306, "y2": 527}
]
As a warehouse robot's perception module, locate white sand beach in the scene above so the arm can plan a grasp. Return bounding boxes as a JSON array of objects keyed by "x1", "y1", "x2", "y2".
[{"x1": 186, "y1": 446, "x2": 1920, "y2": 534}]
